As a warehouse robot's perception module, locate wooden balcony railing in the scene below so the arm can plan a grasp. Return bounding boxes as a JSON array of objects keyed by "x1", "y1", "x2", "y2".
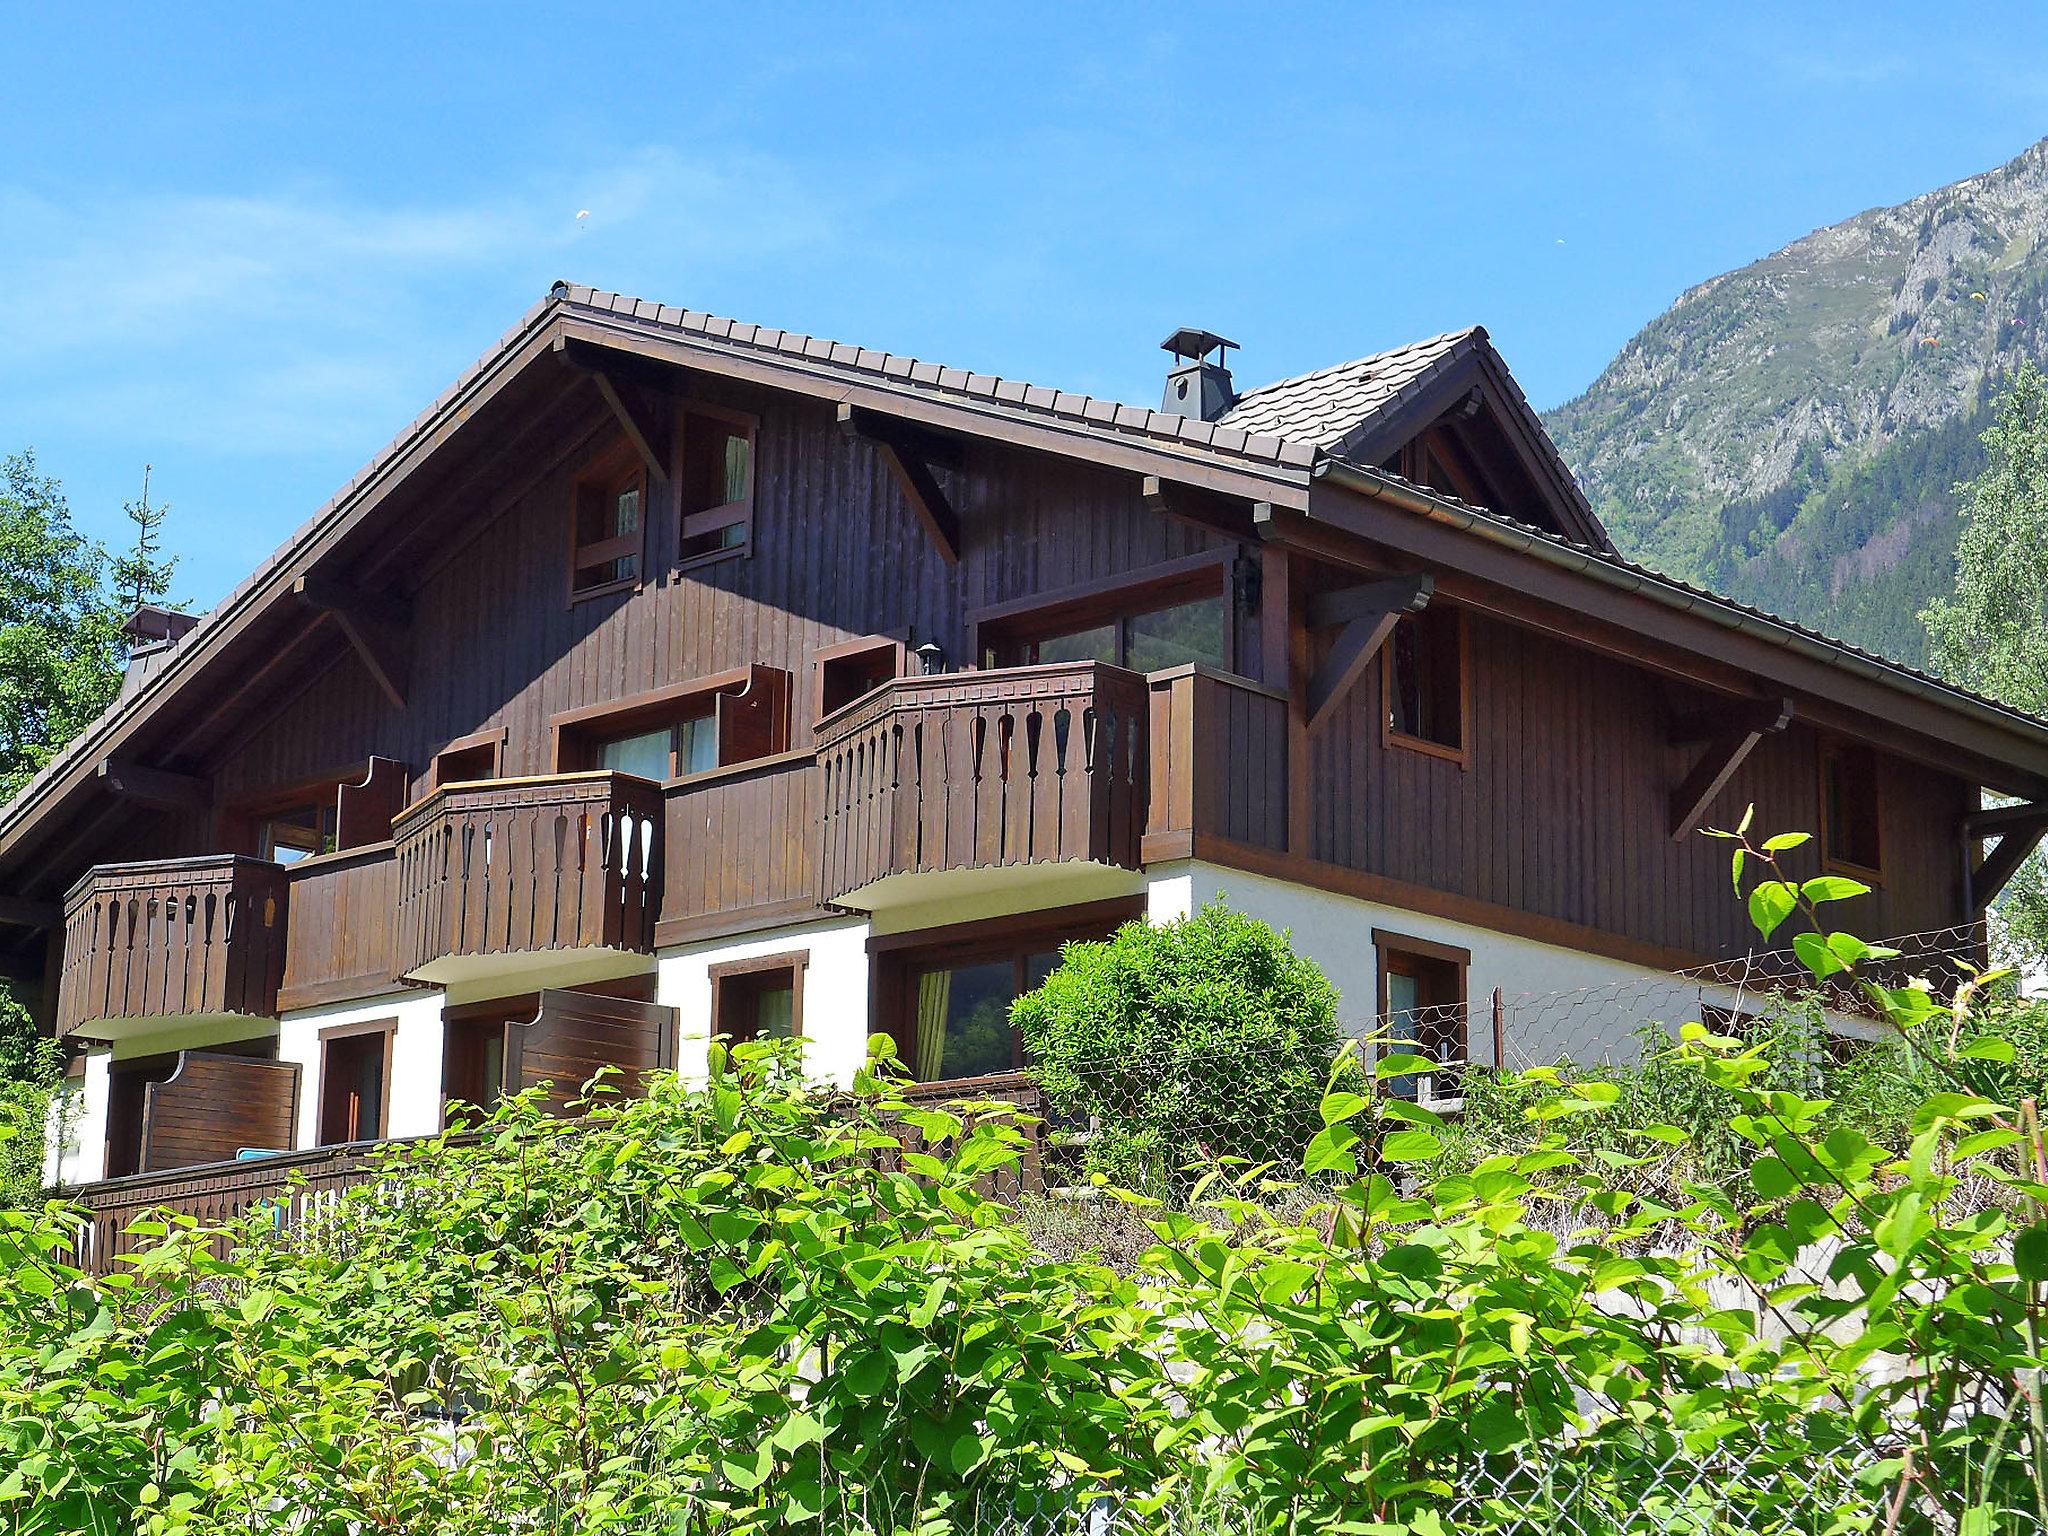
[
  {"x1": 277, "y1": 841, "x2": 399, "y2": 1012},
  {"x1": 1144, "y1": 664, "x2": 1291, "y2": 859},
  {"x1": 391, "y1": 772, "x2": 662, "y2": 983},
  {"x1": 67, "y1": 1140, "x2": 388, "y2": 1277},
  {"x1": 57, "y1": 856, "x2": 290, "y2": 1035},
  {"x1": 816, "y1": 662, "x2": 1149, "y2": 907}
]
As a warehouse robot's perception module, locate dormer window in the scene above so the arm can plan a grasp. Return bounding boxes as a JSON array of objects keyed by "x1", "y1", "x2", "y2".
[
  {"x1": 571, "y1": 440, "x2": 646, "y2": 598},
  {"x1": 678, "y1": 407, "x2": 756, "y2": 566}
]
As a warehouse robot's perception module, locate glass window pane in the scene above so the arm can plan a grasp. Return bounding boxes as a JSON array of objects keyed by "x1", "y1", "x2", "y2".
[
  {"x1": 753, "y1": 985, "x2": 795, "y2": 1040},
  {"x1": 612, "y1": 485, "x2": 641, "y2": 537},
  {"x1": 678, "y1": 714, "x2": 719, "y2": 776},
  {"x1": 913, "y1": 959, "x2": 1018, "y2": 1081},
  {"x1": 1034, "y1": 623, "x2": 1118, "y2": 666},
  {"x1": 1126, "y1": 594, "x2": 1226, "y2": 672},
  {"x1": 599, "y1": 727, "x2": 672, "y2": 781},
  {"x1": 722, "y1": 431, "x2": 751, "y2": 506},
  {"x1": 1023, "y1": 949, "x2": 1061, "y2": 991}
]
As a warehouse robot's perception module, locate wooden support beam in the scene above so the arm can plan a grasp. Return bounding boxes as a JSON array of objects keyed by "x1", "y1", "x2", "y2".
[
  {"x1": 839, "y1": 404, "x2": 962, "y2": 564},
  {"x1": 1140, "y1": 474, "x2": 1259, "y2": 540},
  {"x1": 589, "y1": 372, "x2": 670, "y2": 484},
  {"x1": 1973, "y1": 820, "x2": 2048, "y2": 913},
  {"x1": 1964, "y1": 802, "x2": 2048, "y2": 912},
  {"x1": 97, "y1": 757, "x2": 210, "y2": 812},
  {"x1": 1303, "y1": 576, "x2": 1434, "y2": 735},
  {"x1": 0, "y1": 895, "x2": 58, "y2": 930},
  {"x1": 293, "y1": 576, "x2": 410, "y2": 710},
  {"x1": 1666, "y1": 697, "x2": 1793, "y2": 841},
  {"x1": 1307, "y1": 574, "x2": 1436, "y2": 630}
]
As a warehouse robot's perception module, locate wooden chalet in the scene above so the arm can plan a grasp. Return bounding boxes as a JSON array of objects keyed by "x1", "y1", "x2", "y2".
[{"x1": 11, "y1": 283, "x2": 2048, "y2": 1219}]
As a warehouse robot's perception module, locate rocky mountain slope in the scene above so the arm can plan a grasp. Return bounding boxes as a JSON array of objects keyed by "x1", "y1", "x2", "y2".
[{"x1": 1545, "y1": 137, "x2": 2048, "y2": 665}]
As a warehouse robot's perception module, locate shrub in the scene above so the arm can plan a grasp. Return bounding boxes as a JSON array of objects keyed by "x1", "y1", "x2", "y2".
[
  {"x1": 0, "y1": 987, "x2": 60, "y2": 1211},
  {"x1": 1010, "y1": 900, "x2": 1342, "y2": 1187}
]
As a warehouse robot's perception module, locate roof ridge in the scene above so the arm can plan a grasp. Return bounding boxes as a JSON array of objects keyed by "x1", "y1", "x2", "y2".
[{"x1": 1230, "y1": 325, "x2": 1485, "y2": 403}]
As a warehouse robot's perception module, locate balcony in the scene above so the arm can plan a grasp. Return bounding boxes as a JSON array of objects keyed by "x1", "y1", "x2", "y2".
[
  {"x1": 816, "y1": 661, "x2": 1149, "y2": 910},
  {"x1": 57, "y1": 856, "x2": 290, "y2": 1037},
  {"x1": 391, "y1": 771, "x2": 662, "y2": 986}
]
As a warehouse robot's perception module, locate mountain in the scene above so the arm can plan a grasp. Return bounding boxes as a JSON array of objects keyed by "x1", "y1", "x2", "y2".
[{"x1": 1545, "y1": 137, "x2": 2048, "y2": 666}]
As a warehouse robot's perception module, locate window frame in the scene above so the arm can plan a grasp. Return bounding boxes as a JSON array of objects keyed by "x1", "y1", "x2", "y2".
[
  {"x1": 1372, "y1": 928, "x2": 1470, "y2": 1106},
  {"x1": 676, "y1": 402, "x2": 759, "y2": 572},
  {"x1": 427, "y1": 727, "x2": 507, "y2": 792},
  {"x1": 708, "y1": 949, "x2": 810, "y2": 1045},
  {"x1": 1381, "y1": 605, "x2": 1470, "y2": 768},
  {"x1": 1818, "y1": 738, "x2": 1884, "y2": 882},
  {"x1": 549, "y1": 665, "x2": 792, "y2": 782},
  {"x1": 315, "y1": 1017, "x2": 397, "y2": 1146},
  {"x1": 868, "y1": 897, "x2": 1142, "y2": 1082},
  {"x1": 812, "y1": 633, "x2": 910, "y2": 723},
  {"x1": 569, "y1": 437, "x2": 650, "y2": 602},
  {"x1": 226, "y1": 757, "x2": 406, "y2": 862},
  {"x1": 968, "y1": 549, "x2": 1235, "y2": 674}
]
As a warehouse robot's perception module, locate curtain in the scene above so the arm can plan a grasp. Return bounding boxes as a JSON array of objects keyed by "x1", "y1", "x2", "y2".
[{"x1": 914, "y1": 969, "x2": 951, "y2": 1081}]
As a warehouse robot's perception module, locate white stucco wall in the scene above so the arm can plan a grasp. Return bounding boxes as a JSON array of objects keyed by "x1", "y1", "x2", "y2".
[
  {"x1": 1153, "y1": 861, "x2": 1772, "y2": 1068},
  {"x1": 278, "y1": 989, "x2": 448, "y2": 1148},
  {"x1": 658, "y1": 915, "x2": 874, "y2": 1086}
]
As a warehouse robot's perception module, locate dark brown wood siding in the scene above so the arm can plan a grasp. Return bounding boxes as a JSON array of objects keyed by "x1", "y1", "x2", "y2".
[
  {"x1": 506, "y1": 989, "x2": 677, "y2": 1113},
  {"x1": 1303, "y1": 610, "x2": 1973, "y2": 960},
  {"x1": 141, "y1": 1053, "x2": 299, "y2": 1172}
]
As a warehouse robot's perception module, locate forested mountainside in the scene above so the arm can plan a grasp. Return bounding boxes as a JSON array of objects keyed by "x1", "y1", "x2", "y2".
[{"x1": 1545, "y1": 137, "x2": 2048, "y2": 665}]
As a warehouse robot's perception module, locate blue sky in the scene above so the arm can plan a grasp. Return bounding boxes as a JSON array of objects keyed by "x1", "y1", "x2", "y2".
[{"x1": 6, "y1": 3, "x2": 2048, "y2": 608}]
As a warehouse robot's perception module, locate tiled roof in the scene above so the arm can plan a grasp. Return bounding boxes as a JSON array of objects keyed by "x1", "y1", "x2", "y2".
[
  {"x1": 554, "y1": 285, "x2": 1324, "y2": 471},
  {"x1": 1219, "y1": 328, "x2": 1484, "y2": 449}
]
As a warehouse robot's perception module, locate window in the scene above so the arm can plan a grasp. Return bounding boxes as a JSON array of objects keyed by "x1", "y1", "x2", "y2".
[
  {"x1": 1384, "y1": 606, "x2": 1466, "y2": 761},
  {"x1": 1821, "y1": 741, "x2": 1882, "y2": 875},
  {"x1": 551, "y1": 666, "x2": 791, "y2": 781},
  {"x1": 1374, "y1": 931, "x2": 1469, "y2": 1104},
  {"x1": 873, "y1": 899, "x2": 1139, "y2": 1082},
  {"x1": 571, "y1": 441, "x2": 646, "y2": 597},
  {"x1": 975, "y1": 556, "x2": 1231, "y2": 674},
  {"x1": 318, "y1": 1021, "x2": 394, "y2": 1144},
  {"x1": 430, "y1": 730, "x2": 505, "y2": 790},
  {"x1": 709, "y1": 951, "x2": 808, "y2": 1045},
  {"x1": 815, "y1": 635, "x2": 908, "y2": 719},
  {"x1": 258, "y1": 800, "x2": 338, "y2": 864},
  {"x1": 594, "y1": 711, "x2": 718, "y2": 780},
  {"x1": 678, "y1": 407, "x2": 755, "y2": 565},
  {"x1": 442, "y1": 1015, "x2": 507, "y2": 1120}
]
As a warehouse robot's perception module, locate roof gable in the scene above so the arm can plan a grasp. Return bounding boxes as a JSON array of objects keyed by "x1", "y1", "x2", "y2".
[{"x1": 1221, "y1": 328, "x2": 1612, "y2": 552}]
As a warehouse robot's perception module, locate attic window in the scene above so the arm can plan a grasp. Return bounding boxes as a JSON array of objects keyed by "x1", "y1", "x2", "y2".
[
  {"x1": 1821, "y1": 741, "x2": 1882, "y2": 876},
  {"x1": 678, "y1": 407, "x2": 756, "y2": 567},
  {"x1": 1384, "y1": 606, "x2": 1466, "y2": 762},
  {"x1": 571, "y1": 440, "x2": 646, "y2": 598}
]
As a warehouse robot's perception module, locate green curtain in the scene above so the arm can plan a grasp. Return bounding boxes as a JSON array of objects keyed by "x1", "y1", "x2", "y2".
[{"x1": 914, "y1": 969, "x2": 951, "y2": 1081}]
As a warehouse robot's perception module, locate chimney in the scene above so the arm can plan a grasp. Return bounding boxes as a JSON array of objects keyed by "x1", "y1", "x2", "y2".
[
  {"x1": 1160, "y1": 327, "x2": 1238, "y2": 422},
  {"x1": 123, "y1": 603, "x2": 198, "y2": 656}
]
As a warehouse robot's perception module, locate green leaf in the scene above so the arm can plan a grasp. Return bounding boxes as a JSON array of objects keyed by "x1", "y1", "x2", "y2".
[
  {"x1": 1304, "y1": 1122, "x2": 1360, "y2": 1176},
  {"x1": 1751, "y1": 1156, "x2": 1798, "y2": 1200},
  {"x1": 1792, "y1": 932, "x2": 1845, "y2": 980},
  {"x1": 1958, "y1": 1037, "x2": 2016, "y2": 1063},
  {"x1": 1377, "y1": 1129, "x2": 1444, "y2": 1163},
  {"x1": 1374, "y1": 1052, "x2": 1438, "y2": 1080},
  {"x1": 2014, "y1": 1224, "x2": 2048, "y2": 1284},
  {"x1": 1319, "y1": 1091, "x2": 1370, "y2": 1125},
  {"x1": 1761, "y1": 832, "x2": 1811, "y2": 852},
  {"x1": 1747, "y1": 880, "x2": 1798, "y2": 940},
  {"x1": 1801, "y1": 874, "x2": 1870, "y2": 905}
]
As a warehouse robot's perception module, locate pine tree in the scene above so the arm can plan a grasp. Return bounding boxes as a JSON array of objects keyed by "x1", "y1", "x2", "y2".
[{"x1": 111, "y1": 463, "x2": 176, "y2": 612}]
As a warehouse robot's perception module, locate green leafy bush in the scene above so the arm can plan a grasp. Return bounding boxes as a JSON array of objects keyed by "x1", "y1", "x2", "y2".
[
  {"x1": 1010, "y1": 900, "x2": 1342, "y2": 1187},
  {"x1": 0, "y1": 987, "x2": 60, "y2": 1211},
  {"x1": 10, "y1": 826, "x2": 2048, "y2": 1530}
]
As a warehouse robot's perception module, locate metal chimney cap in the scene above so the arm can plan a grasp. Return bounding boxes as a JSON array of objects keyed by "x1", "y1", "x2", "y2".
[{"x1": 1160, "y1": 327, "x2": 1238, "y2": 363}]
